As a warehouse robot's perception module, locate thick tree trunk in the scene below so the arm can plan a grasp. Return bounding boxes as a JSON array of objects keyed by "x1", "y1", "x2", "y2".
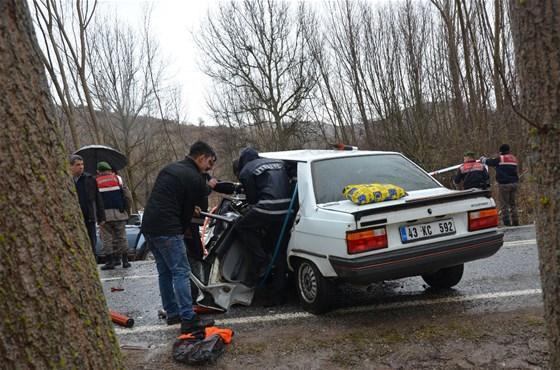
[
  {"x1": 0, "y1": 2, "x2": 123, "y2": 369},
  {"x1": 509, "y1": 1, "x2": 560, "y2": 367}
]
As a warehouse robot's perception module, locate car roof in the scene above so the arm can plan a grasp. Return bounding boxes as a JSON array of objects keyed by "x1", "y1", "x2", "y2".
[{"x1": 259, "y1": 149, "x2": 400, "y2": 163}]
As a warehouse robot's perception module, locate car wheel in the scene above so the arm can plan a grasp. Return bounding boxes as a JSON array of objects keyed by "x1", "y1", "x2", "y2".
[
  {"x1": 135, "y1": 243, "x2": 153, "y2": 261},
  {"x1": 421, "y1": 264, "x2": 464, "y2": 289},
  {"x1": 295, "y1": 259, "x2": 334, "y2": 315}
]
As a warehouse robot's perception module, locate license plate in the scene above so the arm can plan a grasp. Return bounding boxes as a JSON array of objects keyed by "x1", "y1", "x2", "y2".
[{"x1": 400, "y1": 219, "x2": 455, "y2": 243}]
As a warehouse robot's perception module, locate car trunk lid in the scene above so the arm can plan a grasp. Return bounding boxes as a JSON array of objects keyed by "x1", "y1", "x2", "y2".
[{"x1": 318, "y1": 188, "x2": 492, "y2": 223}]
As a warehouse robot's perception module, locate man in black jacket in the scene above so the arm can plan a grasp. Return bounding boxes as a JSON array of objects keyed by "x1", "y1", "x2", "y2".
[
  {"x1": 141, "y1": 141, "x2": 216, "y2": 334},
  {"x1": 481, "y1": 144, "x2": 520, "y2": 226},
  {"x1": 70, "y1": 154, "x2": 105, "y2": 254},
  {"x1": 235, "y1": 148, "x2": 291, "y2": 296}
]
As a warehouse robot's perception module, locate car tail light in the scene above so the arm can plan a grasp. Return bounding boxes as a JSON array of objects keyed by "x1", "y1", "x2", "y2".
[
  {"x1": 346, "y1": 226, "x2": 388, "y2": 254},
  {"x1": 468, "y1": 208, "x2": 499, "y2": 231}
]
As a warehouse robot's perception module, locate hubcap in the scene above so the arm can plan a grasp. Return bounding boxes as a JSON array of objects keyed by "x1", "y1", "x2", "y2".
[{"x1": 298, "y1": 263, "x2": 317, "y2": 303}]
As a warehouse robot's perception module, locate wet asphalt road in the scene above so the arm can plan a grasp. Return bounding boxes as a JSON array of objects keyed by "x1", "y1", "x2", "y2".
[{"x1": 101, "y1": 225, "x2": 540, "y2": 345}]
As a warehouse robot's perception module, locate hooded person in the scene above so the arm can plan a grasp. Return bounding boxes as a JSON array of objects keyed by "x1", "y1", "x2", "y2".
[
  {"x1": 480, "y1": 144, "x2": 520, "y2": 226},
  {"x1": 235, "y1": 148, "x2": 291, "y2": 302}
]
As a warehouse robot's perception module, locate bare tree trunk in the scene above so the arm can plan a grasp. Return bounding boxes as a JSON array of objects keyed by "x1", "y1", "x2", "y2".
[
  {"x1": 492, "y1": 0, "x2": 504, "y2": 112},
  {"x1": 0, "y1": 2, "x2": 122, "y2": 368},
  {"x1": 32, "y1": 0, "x2": 102, "y2": 146},
  {"x1": 33, "y1": 0, "x2": 81, "y2": 149},
  {"x1": 74, "y1": 0, "x2": 101, "y2": 143},
  {"x1": 509, "y1": 1, "x2": 560, "y2": 367},
  {"x1": 431, "y1": 0, "x2": 467, "y2": 135}
]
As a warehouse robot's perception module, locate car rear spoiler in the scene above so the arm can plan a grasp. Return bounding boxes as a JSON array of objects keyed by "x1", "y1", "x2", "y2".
[{"x1": 353, "y1": 189, "x2": 492, "y2": 222}]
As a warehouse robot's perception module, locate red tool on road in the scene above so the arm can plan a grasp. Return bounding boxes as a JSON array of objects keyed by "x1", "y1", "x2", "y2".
[{"x1": 109, "y1": 310, "x2": 134, "y2": 328}]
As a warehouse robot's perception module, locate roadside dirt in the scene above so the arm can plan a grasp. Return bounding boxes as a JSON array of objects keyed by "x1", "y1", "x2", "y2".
[{"x1": 122, "y1": 306, "x2": 548, "y2": 369}]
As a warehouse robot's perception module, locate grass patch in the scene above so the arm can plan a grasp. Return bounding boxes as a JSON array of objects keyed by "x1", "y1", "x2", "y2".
[
  {"x1": 412, "y1": 321, "x2": 485, "y2": 341},
  {"x1": 521, "y1": 313, "x2": 545, "y2": 327},
  {"x1": 329, "y1": 351, "x2": 360, "y2": 367},
  {"x1": 234, "y1": 341, "x2": 267, "y2": 355},
  {"x1": 413, "y1": 324, "x2": 447, "y2": 341},
  {"x1": 447, "y1": 322, "x2": 485, "y2": 340},
  {"x1": 336, "y1": 330, "x2": 372, "y2": 346},
  {"x1": 379, "y1": 331, "x2": 407, "y2": 344}
]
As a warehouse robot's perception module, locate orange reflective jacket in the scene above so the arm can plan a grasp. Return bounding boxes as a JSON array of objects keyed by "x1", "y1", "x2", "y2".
[{"x1": 178, "y1": 326, "x2": 234, "y2": 344}]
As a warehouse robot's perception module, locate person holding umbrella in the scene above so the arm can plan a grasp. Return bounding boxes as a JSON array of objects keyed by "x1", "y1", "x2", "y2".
[
  {"x1": 73, "y1": 144, "x2": 128, "y2": 176},
  {"x1": 96, "y1": 161, "x2": 133, "y2": 269},
  {"x1": 70, "y1": 154, "x2": 105, "y2": 254}
]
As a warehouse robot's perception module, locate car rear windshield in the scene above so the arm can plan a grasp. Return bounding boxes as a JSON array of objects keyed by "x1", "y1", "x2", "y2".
[{"x1": 312, "y1": 154, "x2": 440, "y2": 204}]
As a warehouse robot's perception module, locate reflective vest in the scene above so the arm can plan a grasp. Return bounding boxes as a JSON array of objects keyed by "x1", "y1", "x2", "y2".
[
  {"x1": 96, "y1": 173, "x2": 125, "y2": 211},
  {"x1": 455, "y1": 160, "x2": 489, "y2": 189},
  {"x1": 499, "y1": 154, "x2": 518, "y2": 166},
  {"x1": 497, "y1": 154, "x2": 519, "y2": 184},
  {"x1": 460, "y1": 161, "x2": 485, "y2": 174}
]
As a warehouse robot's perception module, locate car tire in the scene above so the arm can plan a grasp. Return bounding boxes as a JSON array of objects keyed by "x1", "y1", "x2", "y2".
[
  {"x1": 135, "y1": 242, "x2": 153, "y2": 261},
  {"x1": 295, "y1": 259, "x2": 334, "y2": 315},
  {"x1": 421, "y1": 264, "x2": 464, "y2": 289}
]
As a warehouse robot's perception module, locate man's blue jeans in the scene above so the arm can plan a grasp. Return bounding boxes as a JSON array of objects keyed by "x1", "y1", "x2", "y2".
[{"x1": 146, "y1": 235, "x2": 195, "y2": 320}]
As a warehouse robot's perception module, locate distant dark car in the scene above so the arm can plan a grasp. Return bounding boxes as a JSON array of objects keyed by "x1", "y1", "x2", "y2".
[{"x1": 95, "y1": 213, "x2": 149, "y2": 262}]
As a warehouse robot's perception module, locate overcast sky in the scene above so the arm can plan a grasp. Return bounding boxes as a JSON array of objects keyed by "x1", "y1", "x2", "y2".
[
  {"x1": 95, "y1": 0, "x2": 386, "y2": 124},
  {"x1": 97, "y1": 0, "x2": 214, "y2": 123}
]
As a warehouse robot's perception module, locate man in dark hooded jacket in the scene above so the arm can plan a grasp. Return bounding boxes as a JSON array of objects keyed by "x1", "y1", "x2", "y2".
[
  {"x1": 235, "y1": 148, "x2": 291, "y2": 287},
  {"x1": 480, "y1": 144, "x2": 520, "y2": 226}
]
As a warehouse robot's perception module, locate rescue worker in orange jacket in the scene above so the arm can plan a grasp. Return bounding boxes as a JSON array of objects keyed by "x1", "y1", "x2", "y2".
[
  {"x1": 96, "y1": 161, "x2": 133, "y2": 269},
  {"x1": 480, "y1": 144, "x2": 519, "y2": 226},
  {"x1": 453, "y1": 151, "x2": 490, "y2": 190}
]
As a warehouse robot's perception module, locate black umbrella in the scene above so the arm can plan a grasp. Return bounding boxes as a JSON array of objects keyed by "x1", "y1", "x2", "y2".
[{"x1": 74, "y1": 145, "x2": 128, "y2": 175}]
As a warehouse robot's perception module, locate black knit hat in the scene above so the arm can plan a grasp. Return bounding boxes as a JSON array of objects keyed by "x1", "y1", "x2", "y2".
[{"x1": 499, "y1": 144, "x2": 510, "y2": 154}]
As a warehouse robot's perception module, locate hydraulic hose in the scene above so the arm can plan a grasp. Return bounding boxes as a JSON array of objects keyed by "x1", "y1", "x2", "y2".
[{"x1": 259, "y1": 184, "x2": 299, "y2": 287}]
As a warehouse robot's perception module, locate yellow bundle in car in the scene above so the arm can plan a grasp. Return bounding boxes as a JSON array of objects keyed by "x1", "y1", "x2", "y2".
[{"x1": 342, "y1": 183, "x2": 406, "y2": 205}]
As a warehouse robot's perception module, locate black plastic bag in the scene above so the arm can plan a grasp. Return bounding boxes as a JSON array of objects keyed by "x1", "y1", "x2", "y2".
[{"x1": 172, "y1": 334, "x2": 227, "y2": 365}]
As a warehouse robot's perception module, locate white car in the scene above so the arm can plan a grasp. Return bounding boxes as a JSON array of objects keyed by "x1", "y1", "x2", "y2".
[
  {"x1": 260, "y1": 149, "x2": 503, "y2": 314},
  {"x1": 194, "y1": 149, "x2": 503, "y2": 314}
]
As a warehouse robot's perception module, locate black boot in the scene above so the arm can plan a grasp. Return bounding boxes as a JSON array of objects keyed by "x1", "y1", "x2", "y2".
[
  {"x1": 101, "y1": 254, "x2": 116, "y2": 270},
  {"x1": 180, "y1": 315, "x2": 215, "y2": 334},
  {"x1": 502, "y1": 214, "x2": 511, "y2": 227},
  {"x1": 511, "y1": 212, "x2": 520, "y2": 227},
  {"x1": 122, "y1": 253, "x2": 131, "y2": 268}
]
